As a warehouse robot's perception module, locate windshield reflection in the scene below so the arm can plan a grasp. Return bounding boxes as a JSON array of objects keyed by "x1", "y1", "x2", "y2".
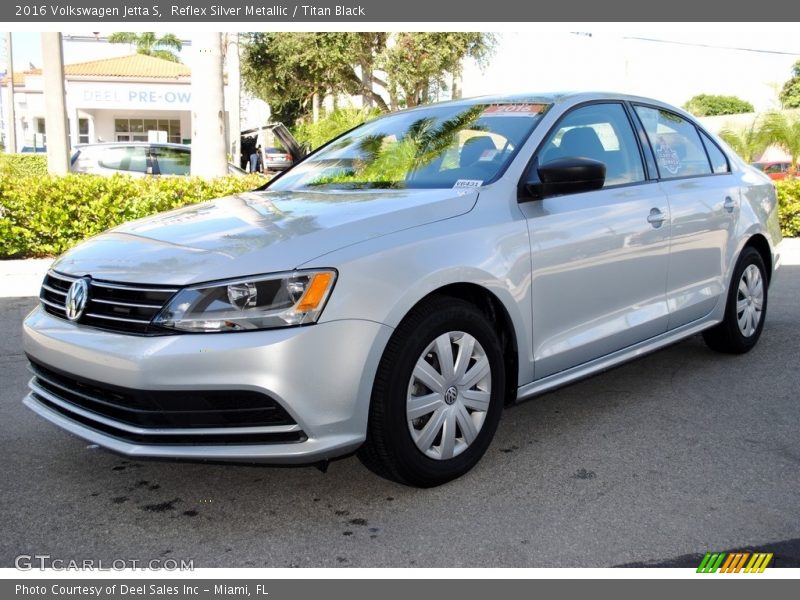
[{"x1": 271, "y1": 103, "x2": 549, "y2": 191}]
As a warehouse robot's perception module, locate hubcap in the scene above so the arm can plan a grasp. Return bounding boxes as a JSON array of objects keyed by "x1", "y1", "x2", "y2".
[
  {"x1": 406, "y1": 331, "x2": 491, "y2": 460},
  {"x1": 736, "y1": 264, "x2": 764, "y2": 338}
]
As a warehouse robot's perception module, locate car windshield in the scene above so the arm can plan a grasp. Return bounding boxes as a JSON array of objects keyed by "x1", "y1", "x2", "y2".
[{"x1": 269, "y1": 102, "x2": 550, "y2": 190}]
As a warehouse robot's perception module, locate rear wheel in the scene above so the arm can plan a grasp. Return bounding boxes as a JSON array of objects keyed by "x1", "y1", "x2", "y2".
[
  {"x1": 358, "y1": 297, "x2": 505, "y2": 487},
  {"x1": 703, "y1": 246, "x2": 768, "y2": 354}
]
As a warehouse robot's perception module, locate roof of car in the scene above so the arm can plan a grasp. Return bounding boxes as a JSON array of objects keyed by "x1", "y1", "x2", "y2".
[
  {"x1": 401, "y1": 91, "x2": 681, "y2": 113},
  {"x1": 75, "y1": 142, "x2": 190, "y2": 150}
]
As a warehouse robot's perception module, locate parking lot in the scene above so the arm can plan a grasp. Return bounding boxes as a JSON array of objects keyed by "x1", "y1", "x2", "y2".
[{"x1": 1, "y1": 244, "x2": 799, "y2": 568}]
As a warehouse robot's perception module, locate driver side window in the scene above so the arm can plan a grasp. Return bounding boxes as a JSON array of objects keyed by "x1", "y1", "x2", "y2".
[{"x1": 540, "y1": 103, "x2": 645, "y2": 187}]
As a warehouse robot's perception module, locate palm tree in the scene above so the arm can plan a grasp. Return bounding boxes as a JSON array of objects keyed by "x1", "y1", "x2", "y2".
[
  {"x1": 108, "y1": 32, "x2": 183, "y2": 62},
  {"x1": 718, "y1": 120, "x2": 768, "y2": 164},
  {"x1": 758, "y1": 110, "x2": 800, "y2": 170}
]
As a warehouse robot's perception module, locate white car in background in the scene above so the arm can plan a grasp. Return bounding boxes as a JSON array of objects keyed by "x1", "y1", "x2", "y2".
[{"x1": 70, "y1": 142, "x2": 249, "y2": 177}]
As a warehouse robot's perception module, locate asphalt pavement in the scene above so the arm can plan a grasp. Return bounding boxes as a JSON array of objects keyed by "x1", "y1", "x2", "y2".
[{"x1": 1, "y1": 243, "x2": 798, "y2": 568}]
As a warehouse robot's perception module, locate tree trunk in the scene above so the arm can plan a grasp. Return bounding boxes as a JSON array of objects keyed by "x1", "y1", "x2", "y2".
[
  {"x1": 452, "y1": 65, "x2": 463, "y2": 100},
  {"x1": 191, "y1": 32, "x2": 227, "y2": 177},
  {"x1": 4, "y1": 33, "x2": 17, "y2": 153},
  {"x1": 361, "y1": 60, "x2": 373, "y2": 108},
  {"x1": 41, "y1": 33, "x2": 70, "y2": 174},
  {"x1": 312, "y1": 92, "x2": 320, "y2": 123}
]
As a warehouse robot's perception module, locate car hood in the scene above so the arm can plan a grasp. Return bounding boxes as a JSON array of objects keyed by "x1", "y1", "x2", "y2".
[{"x1": 52, "y1": 188, "x2": 478, "y2": 285}]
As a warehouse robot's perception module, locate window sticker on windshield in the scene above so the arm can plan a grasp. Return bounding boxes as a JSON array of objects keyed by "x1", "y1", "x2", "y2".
[
  {"x1": 482, "y1": 104, "x2": 546, "y2": 117},
  {"x1": 655, "y1": 139, "x2": 681, "y2": 175},
  {"x1": 478, "y1": 149, "x2": 498, "y2": 161},
  {"x1": 453, "y1": 179, "x2": 483, "y2": 189}
]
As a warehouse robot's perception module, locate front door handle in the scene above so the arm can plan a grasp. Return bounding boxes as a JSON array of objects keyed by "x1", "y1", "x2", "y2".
[
  {"x1": 647, "y1": 207, "x2": 666, "y2": 228},
  {"x1": 723, "y1": 196, "x2": 736, "y2": 213}
]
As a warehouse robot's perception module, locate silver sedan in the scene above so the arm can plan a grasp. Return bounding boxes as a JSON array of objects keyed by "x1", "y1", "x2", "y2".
[{"x1": 23, "y1": 92, "x2": 782, "y2": 487}]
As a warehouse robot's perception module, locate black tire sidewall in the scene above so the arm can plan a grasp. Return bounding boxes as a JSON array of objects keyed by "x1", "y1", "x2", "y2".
[
  {"x1": 377, "y1": 301, "x2": 505, "y2": 486},
  {"x1": 724, "y1": 247, "x2": 768, "y2": 351}
]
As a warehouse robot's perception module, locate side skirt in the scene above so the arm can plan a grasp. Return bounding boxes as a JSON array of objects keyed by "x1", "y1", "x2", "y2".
[{"x1": 516, "y1": 317, "x2": 718, "y2": 402}]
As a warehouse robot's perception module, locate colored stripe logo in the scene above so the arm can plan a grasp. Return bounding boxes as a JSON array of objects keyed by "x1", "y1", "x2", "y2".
[{"x1": 697, "y1": 552, "x2": 773, "y2": 573}]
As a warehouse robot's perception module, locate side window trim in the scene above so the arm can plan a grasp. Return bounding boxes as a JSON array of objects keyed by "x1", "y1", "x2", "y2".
[
  {"x1": 698, "y1": 129, "x2": 731, "y2": 174},
  {"x1": 626, "y1": 102, "x2": 660, "y2": 180}
]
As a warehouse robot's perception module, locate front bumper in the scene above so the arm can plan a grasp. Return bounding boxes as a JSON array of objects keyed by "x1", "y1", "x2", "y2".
[{"x1": 22, "y1": 307, "x2": 392, "y2": 463}]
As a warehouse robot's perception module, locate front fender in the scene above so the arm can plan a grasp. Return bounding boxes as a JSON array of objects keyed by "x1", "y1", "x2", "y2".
[{"x1": 301, "y1": 206, "x2": 534, "y2": 386}]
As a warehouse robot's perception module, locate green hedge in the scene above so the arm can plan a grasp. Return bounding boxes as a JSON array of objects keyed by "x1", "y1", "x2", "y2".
[
  {"x1": 1, "y1": 170, "x2": 798, "y2": 260},
  {"x1": 0, "y1": 154, "x2": 48, "y2": 177},
  {"x1": 776, "y1": 179, "x2": 800, "y2": 238},
  {"x1": 0, "y1": 173, "x2": 264, "y2": 259}
]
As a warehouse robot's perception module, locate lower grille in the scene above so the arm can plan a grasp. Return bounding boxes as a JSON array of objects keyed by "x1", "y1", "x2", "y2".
[
  {"x1": 27, "y1": 359, "x2": 305, "y2": 446},
  {"x1": 40, "y1": 271, "x2": 177, "y2": 335}
]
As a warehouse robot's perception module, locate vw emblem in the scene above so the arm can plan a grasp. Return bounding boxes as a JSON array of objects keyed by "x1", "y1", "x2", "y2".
[
  {"x1": 444, "y1": 386, "x2": 458, "y2": 405},
  {"x1": 65, "y1": 278, "x2": 89, "y2": 321}
]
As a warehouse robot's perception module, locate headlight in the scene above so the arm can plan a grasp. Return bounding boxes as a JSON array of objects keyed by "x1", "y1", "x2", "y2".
[{"x1": 153, "y1": 269, "x2": 337, "y2": 332}]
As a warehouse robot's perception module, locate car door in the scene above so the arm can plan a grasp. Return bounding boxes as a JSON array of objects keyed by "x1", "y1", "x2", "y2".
[
  {"x1": 632, "y1": 105, "x2": 737, "y2": 329},
  {"x1": 517, "y1": 102, "x2": 671, "y2": 379}
]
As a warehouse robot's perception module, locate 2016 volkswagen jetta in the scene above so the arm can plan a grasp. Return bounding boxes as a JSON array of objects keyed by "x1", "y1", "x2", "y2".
[{"x1": 22, "y1": 92, "x2": 782, "y2": 487}]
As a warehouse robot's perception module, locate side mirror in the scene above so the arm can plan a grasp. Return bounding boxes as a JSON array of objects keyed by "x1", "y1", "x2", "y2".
[{"x1": 524, "y1": 157, "x2": 606, "y2": 200}]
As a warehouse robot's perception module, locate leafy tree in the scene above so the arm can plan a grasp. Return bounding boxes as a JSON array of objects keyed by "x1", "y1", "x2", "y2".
[
  {"x1": 779, "y1": 60, "x2": 800, "y2": 109},
  {"x1": 379, "y1": 33, "x2": 495, "y2": 108},
  {"x1": 241, "y1": 32, "x2": 495, "y2": 125},
  {"x1": 293, "y1": 107, "x2": 382, "y2": 150},
  {"x1": 758, "y1": 111, "x2": 800, "y2": 169},
  {"x1": 108, "y1": 32, "x2": 183, "y2": 62},
  {"x1": 718, "y1": 120, "x2": 768, "y2": 163},
  {"x1": 682, "y1": 94, "x2": 754, "y2": 117},
  {"x1": 244, "y1": 33, "x2": 339, "y2": 123}
]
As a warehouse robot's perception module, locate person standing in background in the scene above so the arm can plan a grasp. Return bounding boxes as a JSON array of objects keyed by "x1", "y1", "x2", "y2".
[{"x1": 249, "y1": 145, "x2": 263, "y2": 173}]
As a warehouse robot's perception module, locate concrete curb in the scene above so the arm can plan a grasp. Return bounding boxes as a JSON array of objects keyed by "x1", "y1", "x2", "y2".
[
  {"x1": 0, "y1": 258, "x2": 53, "y2": 298},
  {"x1": 1, "y1": 239, "x2": 798, "y2": 298}
]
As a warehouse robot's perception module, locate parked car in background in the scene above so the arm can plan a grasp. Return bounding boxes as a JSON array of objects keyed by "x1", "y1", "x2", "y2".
[
  {"x1": 24, "y1": 92, "x2": 782, "y2": 487},
  {"x1": 70, "y1": 142, "x2": 250, "y2": 177},
  {"x1": 262, "y1": 146, "x2": 294, "y2": 171},
  {"x1": 751, "y1": 161, "x2": 793, "y2": 180},
  {"x1": 240, "y1": 123, "x2": 306, "y2": 172}
]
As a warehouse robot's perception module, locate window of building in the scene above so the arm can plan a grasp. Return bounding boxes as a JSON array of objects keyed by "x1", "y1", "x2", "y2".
[
  {"x1": 115, "y1": 118, "x2": 180, "y2": 143},
  {"x1": 35, "y1": 117, "x2": 90, "y2": 145}
]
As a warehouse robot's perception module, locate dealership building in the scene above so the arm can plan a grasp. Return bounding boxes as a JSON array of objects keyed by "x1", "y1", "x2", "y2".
[{"x1": 1, "y1": 52, "x2": 243, "y2": 151}]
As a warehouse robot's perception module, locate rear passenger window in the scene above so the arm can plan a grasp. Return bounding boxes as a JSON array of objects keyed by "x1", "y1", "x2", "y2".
[
  {"x1": 699, "y1": 131, "x2": 730, "y2": 174},
  {"x1": 539, "y1": 103, "x2": 645, "y2": 187},
  {"x1": 153, "y1": 147, "x2": 191, "y2": 176},
  {"x1": 634, "y1": 106, "x2": 712, "y2": 179}
]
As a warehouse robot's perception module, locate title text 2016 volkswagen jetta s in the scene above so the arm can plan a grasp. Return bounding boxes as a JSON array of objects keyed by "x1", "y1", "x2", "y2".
[{"x1": 22, "y1": 93, "x2": 782, "y2": 487}]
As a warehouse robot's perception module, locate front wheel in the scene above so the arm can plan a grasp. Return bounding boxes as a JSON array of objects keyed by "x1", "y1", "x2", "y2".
[
  {"x1": 703, "y1": 246, "x2": 768, "y2": 354},
  {"x1": 358, "y1": 297, "x2": 505, "y2": 487}
]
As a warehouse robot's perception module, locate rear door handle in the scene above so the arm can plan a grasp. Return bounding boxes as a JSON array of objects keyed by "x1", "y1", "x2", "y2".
[
  {"x1": 647, "y1": 208, "x2": 666, "y2": 228},
  {"x1": 723, "y1": 196, "x2": 736, "y2": 213}
]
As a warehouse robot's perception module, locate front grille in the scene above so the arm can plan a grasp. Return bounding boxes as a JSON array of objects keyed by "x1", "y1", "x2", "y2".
[
  {"x1": 27, "y1": 359, "x2": 304, "y2": 446},
  {"x1": 40, "y1": 271, "x2": 178, "y2": 335}
]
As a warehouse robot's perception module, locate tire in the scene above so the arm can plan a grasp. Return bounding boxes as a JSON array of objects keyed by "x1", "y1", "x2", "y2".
[
  {"x1": 703, "y1": 246, "x2": 768, "y2": 354},
  {"x1": 358, "y1": 296, "x2": 505, "y2": 487}
]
